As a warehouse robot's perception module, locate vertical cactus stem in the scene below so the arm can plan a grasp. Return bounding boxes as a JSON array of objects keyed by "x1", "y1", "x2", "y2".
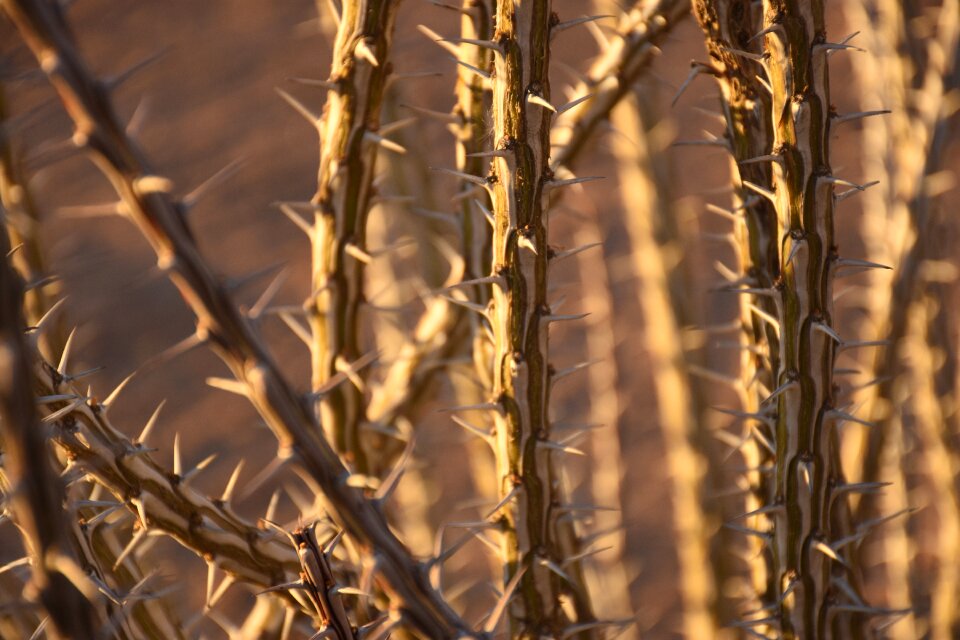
[
  {"x1": 1, "y1": 222, "x2": 100, "y2": 639},
  {"x1": 758, "y1": 2, "x2": 864, "y2": 636},
  {"x1": 0, "y1": 83, "x2": 65, "y2": 356},
  {"x1": 310, "y1": 0, "x2": 399, "y2": 472},
  {"x1": 693, "y1": 0, "x2": 779, "y2": 622},
  {"x1": 486, "y1": 2, "x2": 594, "y2": 636},
  {"x1": 455, "y1": 0, "x2": 494, "y2": 284}
]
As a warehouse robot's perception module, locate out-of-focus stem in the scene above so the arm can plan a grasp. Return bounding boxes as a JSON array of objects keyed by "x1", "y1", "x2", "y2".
[
  {"x1": 909, "y1": 296, "x2": 960, "y2": 640},
  {"x1": 0, "y1": 83, "x2": 64, "y2": 356},
  {"x1": 571, "y1": 222, "x2": 635, "y2": 639},
  {"x1": 843, "y1": 1, "x2": 959, "y2": 635},
  {"x1": 692, "y1": 0, "x2": 778, "y2": 623},
  {"x1": 309, "y1": 0, "x2": 400, "y2": 473},
  {"x1": 0, "y1": 219, "x2": 99, "y2": 640},
  {"x1": 551, "y1": 0, "x2": 690, "y2": 173},
  {"x1": 611, "y1": 93, "x2": 718, "y2": 639}
]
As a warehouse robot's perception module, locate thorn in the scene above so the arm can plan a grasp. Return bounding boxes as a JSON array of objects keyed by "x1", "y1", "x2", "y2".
[
  {"x1": 183, "y1": 159, "x2": 245, "y2": 209},
  {"x1": 102, "y1": 372, "x2": 137, "y2": 411},
  {"x1": 438, "y1": 402, "x2": 501, "y2": 414},
  {"x1": 484, "y1": 484, "x2": 521, "y2": 520},
  {"x1": 827, "y1": 408, "x2": 876, "y2": 429},
  {"x1": 550, "y1": 241, "x2": 602, "y2": 262},
  {"x1": 482, "y1": 565, "x2": 527, "y2": 634},
  {"x1": 451, "y1": 57, "x2": 491, "y2": 80},
  {"x1": 172, "y1": 433, "x2": 183, "y2": 477},
  {"x1": 761, "y1": 379, "x2": 797, "y2": 404},
  {"x1": 136, "y1": 401, "x2": 166, "y2": 445},
  {"x1": 344, "y1": 242, "x2": 374, "y2": 264},
  {"x1": 833, "y1": 109, "x2": 890, "y2": 124},
  {"x1": 449, "y1": 415, "x2": 494, "y2": 441},
  {"x1": 547, "y1": 175, "x2": 604, "y2": 188},
  {"x1": 552, "y1": 14, "x2": 612, "y2": 35},
  {"x1": 288, "y1": 77, "x2": 337, "y2": 91},
  {"x1": 279, "y1": 311, "x2": 312, "y2": 346},
  {"x1": 57, "y1": 328, "x2": 78, "y2": 375},
  {"x1": 248, "y1": 270, "x2": 289, "y2": 321},
  {"x1": 834, "y1": 257, "x2": 892, "y2": 271},
  {"x1": 813, "y1": 539, "x2": 847, "y2": 568},
  {"x1": 206, "y1": 377, "x2": 249, "y2": 397},
  {"x1": 672, "y1": 63, "x2": 711, "y2": 106},
  {"x1": 466, "y1": 149, "x2": 510, "y2": 159},
  {"x1": 57, "y1": 202, "x2": 126, "y2": 218},
  {"x1": 838, "y1": 339, "x2": 890, "y2": 353},
  {"x1": 440, "y1": 37, "x2": 501, "y2": 52},
  {"x1": 416, "y1": 25, "x2": 460, "y2": 57},
  {"x1": 473, "y1": 199, "x2": 495, "y2": 227},
  {"x1": 275, "y1": 88, "x2": 321, "y2": 128},
  {"x1": 438, "y1": 293, "x2": 488, "y2": 314},
  {"x1": 355, "y1": 39, "x2": 379, "y2": 66},
  {"x1": 42, "y1": 398, "x2": 84, "y2": 423},
  {"x1": 263, "y1": 491, "x2": 283, "y2": 525},
  {"x1": 225, "y1": 261, "x2": 286, "y2": 293},
  {"x1": 536, "y1": 440, "x2": 586, "y2": 456},
  {"x1": 739, "y1": 154, "x2": 781, "y2": 166},
  {"x1": 749, "y1": 24, "x2": 781, "y2": 43},
  {"x1": 742, "y1": 180, "x2": 776, "y2": 203},
  {"x1": 401, "y1": 103, "x2": 458, "y2": 123},
  {"x1": 275, "y1": 202, "x2": 316, "y2": 236},
  {"x1": 374, "y1": 424, "x2": 414, "y2": 502},
  {"x1": 723, "y1": 522, "x2": 771, "y2": 542},
  {"x1": 526, "y1": 92, "x2": 556, "y2": 112},
  {"x1": 363, "y1": 131, "x2": 406, "y2": 154},
  {"x1": 311, "y1": 351, "x2": 378, "y2": 399},
  {"x1": 103, "y1": 48, "x2": 168, "y2": 90},
  {"x1": 541, "y1": 311, "x2": 590, "y2": 323},
  {"x1": 555, "y1": 94, "x2": 593, "y2": 118},
  {"x1": 437, "y1": 276, "x2": 502, "y2": 293},
  {"x1": 221, "y1": 460, "x2": 245, "y2": 505},
  {"x1": 812, "y1": 322, "x2": 842, "y2": 343},
  {"x1": 114, "y1": 527, "x2": 148, "y2": 569},
  {"x1": 431, "y1": 166, "x2": 488, "y2": 187},
  {"x1": 835, "y1": 180, "x2": 879, "y2": 202},
  {"x1": 720, "y1": 45, "x2": 765, "y2": 62}
]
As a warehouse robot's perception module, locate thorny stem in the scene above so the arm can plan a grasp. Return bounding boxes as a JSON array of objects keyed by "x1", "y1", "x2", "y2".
[
  {"x1": 485, "y1": 2, "x2": 595, "y2": 636},
  {"x1": 692, "y1": 0, "x2": 779, "y2": 624},
  {"x1": 0, "y1": 211, "x2": 99, "y2": 639},
  {"x1": 758, "y1": 2, "x2": 864, "y2": 637},
  {"x1": 611, "y1": 93, "x2": 719, "y2": 638},
  {"x1": 310, "y1": 0, "x2": 400, "y2": 473},
  {"x1": 1, "y1": 1, "x2": 473, "y2": 636}
]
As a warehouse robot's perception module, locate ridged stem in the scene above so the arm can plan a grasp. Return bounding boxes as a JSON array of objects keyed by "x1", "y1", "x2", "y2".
[
  {"x1": 310, "y1": 0, "x2": 400, "y2": 472},
  {"x1": 759, "y1": 2, "x2": 864, "y2": 636},
  {"x1": 484, "y1": 2, "x2": 595, "y2": 636}
]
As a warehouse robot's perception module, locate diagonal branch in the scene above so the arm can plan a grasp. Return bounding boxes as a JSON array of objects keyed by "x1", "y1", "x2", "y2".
[{"x1": 0, "y1": 1, "x2": 473, "y2": 636}]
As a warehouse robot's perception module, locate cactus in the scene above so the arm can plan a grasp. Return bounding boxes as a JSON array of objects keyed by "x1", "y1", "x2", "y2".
[{"x1": 2, "y1": 0, "x2": 959, "y2": 637}]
